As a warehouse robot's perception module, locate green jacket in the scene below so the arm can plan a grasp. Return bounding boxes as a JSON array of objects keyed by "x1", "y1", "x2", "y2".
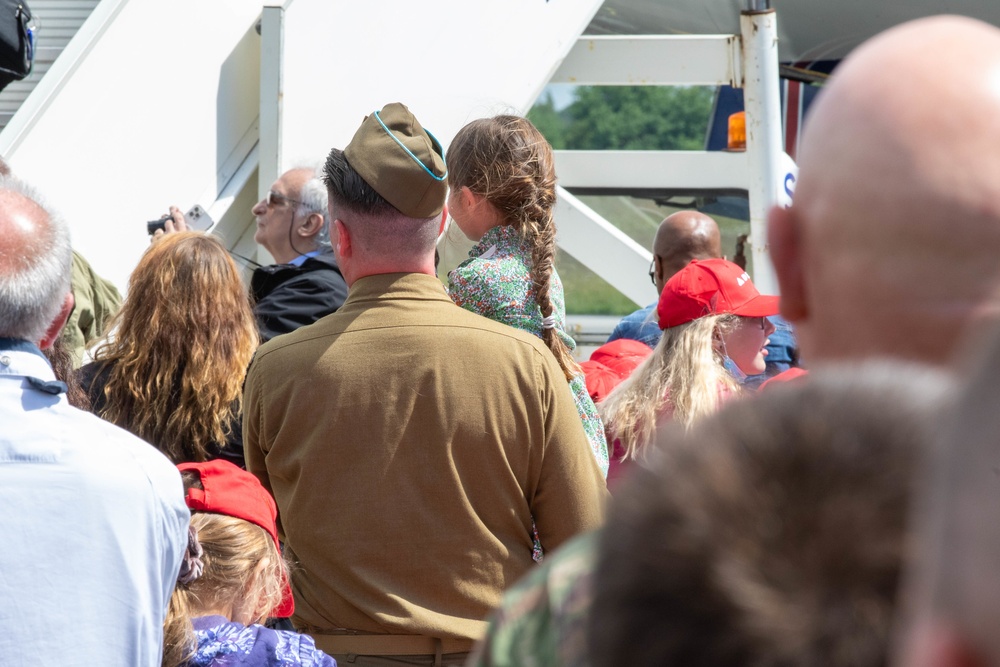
[{"x1": 64, "y1": 251, "x2": 121, "y2": 368}]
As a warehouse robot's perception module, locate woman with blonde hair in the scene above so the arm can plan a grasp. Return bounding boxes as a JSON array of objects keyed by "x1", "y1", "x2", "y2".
[
  {"x1": 76, "y1": 232, "x2": 257, "y2": 464},
  {"x1": 601, "y1": 258, "x2": 779, "y2": 488},
  {"x1": 164, "y1": 459, "x2": 336, "y2": 667}
]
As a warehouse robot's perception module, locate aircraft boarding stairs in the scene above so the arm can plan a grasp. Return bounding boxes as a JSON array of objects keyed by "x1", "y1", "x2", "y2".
[{"x1": 0, "y1": 0, "x2": 785, "y2": 316}]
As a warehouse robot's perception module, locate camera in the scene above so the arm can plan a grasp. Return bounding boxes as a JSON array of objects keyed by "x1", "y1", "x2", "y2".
[
  {"x1": 146, "y1": 205, "x2": 213, "y2": 235},
  {"x1": 146, "y1": 217, "x2": 169, "y2": 235}
]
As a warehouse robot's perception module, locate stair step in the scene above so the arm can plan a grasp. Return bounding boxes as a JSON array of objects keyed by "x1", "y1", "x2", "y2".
[{"x1": 0, "y1": 0, "x2": 100, "y2": 136}]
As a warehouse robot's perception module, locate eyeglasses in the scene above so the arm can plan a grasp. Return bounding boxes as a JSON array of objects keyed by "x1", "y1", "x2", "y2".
[
  {"x1": 745, "y1": 316, "x2": 767, "y2": 330},
  {"x1": 648, "y1": 258, "x2": 657, "y2": 287},
  {"x1": 264, "y1": 191, "x2": 302, "y2": 209}
]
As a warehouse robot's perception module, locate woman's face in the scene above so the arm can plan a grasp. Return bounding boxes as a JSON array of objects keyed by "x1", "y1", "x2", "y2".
[{"x1": 720, "y1": 316, "x2": 776, "y2": 376}]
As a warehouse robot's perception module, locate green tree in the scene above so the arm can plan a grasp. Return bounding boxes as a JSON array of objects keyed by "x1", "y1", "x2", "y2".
[
  {"x1": 526, "y1": 92, "x2": 567, "y2": 149},
  {"x1": 563, "y1": 86, "x2": 713, "y2": 150}
]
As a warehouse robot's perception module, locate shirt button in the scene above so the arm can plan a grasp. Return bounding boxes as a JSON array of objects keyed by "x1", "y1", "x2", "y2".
[{"x1": 0, "y1": 355, "x2": 9, "y2": 366}]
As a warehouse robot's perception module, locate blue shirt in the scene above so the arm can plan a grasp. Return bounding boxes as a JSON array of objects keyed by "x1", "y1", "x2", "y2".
[
  {"x1": 287, "y1": 251, "x2": 321, "y2": 267},
  {"x1": 0, "y1": 342, "x2": 190, "y2": 666},
  {"x1": 606, "y1": 302, "x2": 662, "y2": 349}
]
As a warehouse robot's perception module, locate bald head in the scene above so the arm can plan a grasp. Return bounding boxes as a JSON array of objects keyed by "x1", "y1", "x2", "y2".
[
  {"x1": 769, "y1": 16, "x2": 1000, "y2": 367},
  {"x1": 0, "y1": 178, "x2": 71, "y2": 344},
  {"x1": 652, "y1": 211, "x2": 722, "y2": 293}
]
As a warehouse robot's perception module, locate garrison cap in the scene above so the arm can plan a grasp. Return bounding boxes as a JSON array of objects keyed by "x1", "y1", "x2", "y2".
[{"x1": 343, "y1": 102, "x2": 448, "y2": 218}]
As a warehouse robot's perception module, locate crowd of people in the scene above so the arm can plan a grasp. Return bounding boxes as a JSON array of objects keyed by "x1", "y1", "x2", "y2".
[{"x1": 3, "y1": 13, "x2": 1000, "y2": 667}]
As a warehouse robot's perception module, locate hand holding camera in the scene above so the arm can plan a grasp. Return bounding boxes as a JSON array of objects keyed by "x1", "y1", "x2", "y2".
[{"x1": 147, "y1": 204, "x2": 213, "y2": 237}]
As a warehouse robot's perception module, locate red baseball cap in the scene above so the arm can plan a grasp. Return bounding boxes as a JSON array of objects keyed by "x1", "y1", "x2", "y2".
[
  {"x1": 589, "y1": 339, "x2": 653, "y2": 371},
  {"x1": 657, "y1": 258, "x2": 780, "y2": 329},
  {"x1": 581, "y1": 340, "x2": 653, "y2": 403},
  {"x1": 177, "y1": 459, "x2": 295, "y2": 618},
  {"x1": 580, "y1": 360, "x2": 621, "y2": 403}
]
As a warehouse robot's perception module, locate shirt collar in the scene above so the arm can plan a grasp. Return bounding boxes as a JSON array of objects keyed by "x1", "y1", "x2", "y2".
[
  {"x1": 288, "y1": 250, "x2": 321, "y2": 267},
  {"x1": 0, "y1": 338, "x2": 49, "y2": 362},
  {"x1": 0, "y1": 338, "x2": 64, "y2": 393},
  {"x1": 468, "y1": 224, "x2": 527, "y2": 259}
]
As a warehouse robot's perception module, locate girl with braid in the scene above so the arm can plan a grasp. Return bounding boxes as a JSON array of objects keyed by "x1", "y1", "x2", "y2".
[{"x1": 447, "y1": 115, "x2": 609, "y2": 506}]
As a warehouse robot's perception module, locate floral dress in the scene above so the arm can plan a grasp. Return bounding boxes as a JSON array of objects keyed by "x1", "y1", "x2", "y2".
[
  {"x1": 187, "y1": 616, "x2": 336, "y2": 666},
  {"x1": 448, "y1": 224, "x2": 610, "y2": 476}
]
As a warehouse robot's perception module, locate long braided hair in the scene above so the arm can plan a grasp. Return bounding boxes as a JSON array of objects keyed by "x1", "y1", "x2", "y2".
[{"x1": 448, "y1": 115, "x2": 580, "y2": 381}]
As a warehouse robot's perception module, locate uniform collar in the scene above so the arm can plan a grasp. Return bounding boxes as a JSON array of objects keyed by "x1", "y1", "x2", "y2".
[{"x1": 346, "y1": 272, "x2": 450, "y2": 305}]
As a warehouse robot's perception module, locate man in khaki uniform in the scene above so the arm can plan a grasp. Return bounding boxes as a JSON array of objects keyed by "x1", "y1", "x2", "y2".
[{"x1": 243, "y1": 103, "x2": 606, "y2": 666}]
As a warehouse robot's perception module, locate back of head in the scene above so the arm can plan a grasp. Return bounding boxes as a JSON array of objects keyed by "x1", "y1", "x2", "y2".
[
  {"x1": 93, "y1": 232, "x2": 256, "y2": 462},
  {"x1": 448, "y1": 114, "x2": 581, "y2": 379},
  {"x1": 448, "y1": 115, "x2": 556, "y2": 234},
  {"x1": 0, "y1": 177, "x2": 71, "y2": 343},
  {"x1": 164, "y1": 512, "x2": 286, "y2": 667},
  {"x1": 324, "y1": 147, "x2": 441, "y2": 260},
  {"x1": 325, "y1": 103, "x2": 447, "y2": 264},
  {"x1": 773, "y1": 16, "x2": 1000, "y2": 366},
  {"x1": 592, "y1": 362, "x2": 953, "y2": 667},
  {"x1": 654, "y1": 211, "x2": 722, "y2": 283},
  {"x1": 184, "y1": 512, "x2": 284, "y2": 618},
  {"x1": 164, "y1": 461, "x2": 290, "y2": 667}
]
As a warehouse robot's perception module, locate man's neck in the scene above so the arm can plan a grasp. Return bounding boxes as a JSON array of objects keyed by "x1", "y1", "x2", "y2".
[
  {"x1": 343, "y1": 262, "x2": 436, "y2": 288},
  {"x1": 269, "y1": 244, "x2": 319, "y2": 266}
]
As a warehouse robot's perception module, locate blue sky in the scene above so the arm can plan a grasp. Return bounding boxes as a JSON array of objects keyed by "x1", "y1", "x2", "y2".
[{"x1": 540, "y1": 83, "x2": 578, "y2": 110}]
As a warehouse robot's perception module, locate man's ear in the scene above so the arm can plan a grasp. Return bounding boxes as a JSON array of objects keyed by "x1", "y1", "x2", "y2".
[
  {"x1": 297, "y1": 212, "x2": 324, "y2": 238},
  {"x1": 39, "y1": 291, "x2": 74, "y2": 350},
  {"x1": 334, "y1": 219, "x2": 351, "y2": 258},
  {"x1": 767, "y1": 205, "x2": 807, "y2": 322}
]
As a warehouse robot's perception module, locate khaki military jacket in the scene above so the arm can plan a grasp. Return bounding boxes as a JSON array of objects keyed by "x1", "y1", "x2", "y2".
[{"x1": 244, "y1": 272, "x2": 607, "y2": 641}]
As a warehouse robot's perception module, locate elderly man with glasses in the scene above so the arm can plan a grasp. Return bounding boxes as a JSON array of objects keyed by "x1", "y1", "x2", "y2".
[
  {"x1": 248, "y1": 166, "x2": 348, "y2": 342},
  {"x1": 160, "y1": 166, "x2": 348, "y2": 342}
]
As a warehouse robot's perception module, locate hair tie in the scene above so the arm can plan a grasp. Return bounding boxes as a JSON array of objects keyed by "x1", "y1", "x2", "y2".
[
  {"x1": 541, "y1": 315, "x2": 557, "y2": 330},
  {"x1": 178, "y1": 524, "x2": 205, "y2": 585}
]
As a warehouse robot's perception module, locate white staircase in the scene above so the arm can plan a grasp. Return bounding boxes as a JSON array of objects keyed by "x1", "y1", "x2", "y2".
[
  {"x1": 0, "y1": 0, "x2": 98, "y2": 132},
  {"x1": 0, "y1": 0, "x2": 786, "y2": 305}
]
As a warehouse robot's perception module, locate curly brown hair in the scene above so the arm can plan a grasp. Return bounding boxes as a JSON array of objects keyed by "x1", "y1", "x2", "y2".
[
  {"x1": 447, "y1": 115, "x2": 580, "y2": 381},
  {"x1": 91, "y1": 232, "x2": 257, "y2": 462}
]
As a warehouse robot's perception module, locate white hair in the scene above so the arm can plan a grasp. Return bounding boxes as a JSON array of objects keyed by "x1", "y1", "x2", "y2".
[
  {"x1": 0, "y1": 177, "x2": 72, "y2": 342},
  {"x1": 292, "y1": 163, "x2": 330, "y2": 250}
]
